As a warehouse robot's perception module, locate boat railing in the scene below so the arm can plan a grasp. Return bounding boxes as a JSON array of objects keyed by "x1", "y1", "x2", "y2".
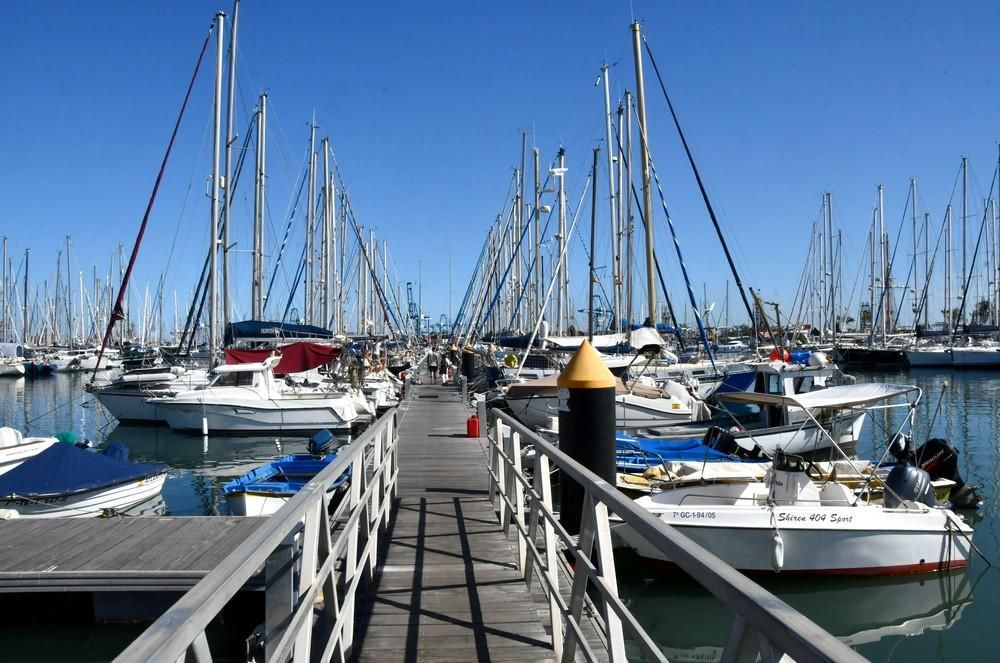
[
  {"x1": 487, "y1": 407, "x2": 865, "y2": 663},
  {"x1": 114, "y1": 407, "x2": 399, "y2": 663}
]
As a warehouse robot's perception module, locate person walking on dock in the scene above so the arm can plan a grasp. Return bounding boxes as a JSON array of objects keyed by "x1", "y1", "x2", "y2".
[{"x1": 427, "y1": 345, "x2": 441, "y2": 383}]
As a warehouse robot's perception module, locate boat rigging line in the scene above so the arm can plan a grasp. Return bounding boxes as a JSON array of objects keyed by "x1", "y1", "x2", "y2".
[{"x1": 92, "y1": 20, "x2": 216, "y2": 382}]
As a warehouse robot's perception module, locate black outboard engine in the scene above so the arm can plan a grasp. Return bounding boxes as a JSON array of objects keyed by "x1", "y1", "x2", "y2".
[
  {"x1": 883, "y1": 464, "x2": 937, "y2": 509},
  {"x1": 914, "y1": 438, "x2": 982, "y2": 509},
  {"x1": 703, "y1": 426, "x2": 766, "y2": 460}
]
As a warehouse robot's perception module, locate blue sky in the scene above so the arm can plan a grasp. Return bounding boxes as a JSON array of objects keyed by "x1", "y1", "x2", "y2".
[{"x1": 2, "y1": 1, "x2": 999, "y2": 337}]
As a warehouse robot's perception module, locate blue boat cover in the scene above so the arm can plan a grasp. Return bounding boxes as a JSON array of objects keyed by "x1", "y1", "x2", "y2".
[
  {"x1": 0, "y1": 443, "x2": 167, "y2": 498},
  {"x1": 616, "y1": 434, "x2": 736, "y2": 462}
]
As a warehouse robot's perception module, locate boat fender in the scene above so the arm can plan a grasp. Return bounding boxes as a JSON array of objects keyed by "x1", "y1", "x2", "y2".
[
  {"x1": 771, "y1": 531, "x2": 784, "y2": 573},
  {"x1": 0, "y1": 509, "x2": 19, "y2": 520},
  {"x1": 504, "y1": 354, "x2": 519, "y2": 368}
]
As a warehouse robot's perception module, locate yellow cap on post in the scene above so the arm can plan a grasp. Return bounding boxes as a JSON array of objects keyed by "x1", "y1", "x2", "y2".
[{"x1": 557, "y1": 339, "x2": 616, "y2": 389}]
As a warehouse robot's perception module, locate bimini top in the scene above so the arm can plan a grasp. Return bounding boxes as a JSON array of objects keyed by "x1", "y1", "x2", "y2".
[
  {"x1": 714, "y1": 383, "x2": 919, "y2": 410},
  {"x1": 0, "y1": 442, "x2": 167, "y2": 499}
]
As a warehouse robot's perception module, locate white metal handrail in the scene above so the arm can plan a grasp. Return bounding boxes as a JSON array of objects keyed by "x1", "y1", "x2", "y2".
[
  {"x1": 486, "y1": 408, "x2": 867, "y2": 663},
  {"x1": 114, "y1": 408, "x2": 399, "y2": 663}
]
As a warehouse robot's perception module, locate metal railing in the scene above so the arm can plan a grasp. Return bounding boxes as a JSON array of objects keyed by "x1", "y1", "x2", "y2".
[
  {"x1": 486, "y1": 408, "x2": 866, "y2": 663},
  {"x1": 115, "y1": 408, "x2": 399, "y2": 663}
]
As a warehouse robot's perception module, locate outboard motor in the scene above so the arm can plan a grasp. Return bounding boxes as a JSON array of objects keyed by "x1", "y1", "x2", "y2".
[
  {"x1": 308, "y1": 429, "x2": 336, "y2": 456},
  {"x1": 703, "y1": 426, "x2": 766, "y2": 460},
  {"x1": 883, "y1": 464, "x2": 937, "y2": 509},
  {"x1": 914, "y1": 438, "x2": 982, "y2": 509}
]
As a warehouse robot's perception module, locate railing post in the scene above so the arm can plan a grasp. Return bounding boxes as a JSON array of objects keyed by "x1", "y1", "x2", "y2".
[
  {"x1": 593, "y1": 500, "x2": 626, "y2": 662},
  {"x1": 496, "y1": 420, "x2": 507, "y2": 524},
  {"x1": 368, "y1": 425, "x2": 384, "y2": 574},
  {"x1": 292, "y1": 500, "x2": 321, "y2": 658},
  {"x1": 265, "y1": 537, "x2": 296, "y2": 661},
  {"x1": 488, "y1": 415, "x2": 500, "y2": 504},
  {"x1": 538, "y1": 452, "x2": 562, "y2": 660},
  {"x1": 510, "y1": 430, "x2": 526, "y2": 572},
  {"x1": 341, "y1": 455, "x2": 364, "y2": 653}
]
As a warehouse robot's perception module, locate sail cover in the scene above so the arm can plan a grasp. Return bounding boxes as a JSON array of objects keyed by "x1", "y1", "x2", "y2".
[
  {"x1": 0, "y1": 443, "x2": 167, "y2": 498},
  {"x1": 224, "y1": 320, "x2": 335, "y2": 345},
  {"x1": 225, "y1": 341, "x2": 340, "y2": 375}
]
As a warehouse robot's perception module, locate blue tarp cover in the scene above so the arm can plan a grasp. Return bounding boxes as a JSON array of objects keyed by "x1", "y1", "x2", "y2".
[
  {"x1": 617, "y1": 434, "x2": 739, "y2": 462},
  {"x1": 0, "y1": 443, "x2": 167, "y2": 498}
]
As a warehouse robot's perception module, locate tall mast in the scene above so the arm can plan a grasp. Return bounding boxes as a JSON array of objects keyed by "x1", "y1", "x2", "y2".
[
  {"x1": 616, "y1": 98, "x2": 626, "y2": 330},
  {"x1": 825, "y1": 192, "x2": 834, "y2": 342},
  {"x1": 222, "y1": 0, "x2": 239, "y2": 330},
  {"x1": 910, "y1": 178, "x2": 918, "y2": 331},
  {"x1": 252, "y1": 92, "x2": 267, "y2": 319},
  {"x1": 330, "y1": 161, "x2": 338, "y2": 331},
  {"x1": 923, "y1": 212, "x2": 930, "y2": 328},
  {"x1": 868, "y1": 209, "x2": 876, "y2": 346},
  {"x1": 532, "y1": 146, "x2": 541, "y2": 325},
  {"x1": 305, "y1": 120, "x2": 317, "y2": 325},
  {"x1": 624, "y1": 90, "x2": 634, "y2": 329},
  {"x1": 588, "y1": 147, "x2": 600, "y2": 341},
  {"x1": 631, "y1": 22, "x2": 656, "y2": 325},
  {"x1": 602, "y1": 63, "x2": 620, "y2": 333},
  {"x1": 554, "y1": 148, "x2": 567, "y2": 334},
  {"x1": 65, "y1": 236, "x2": 72, "y2": 347},
  {"x1": 321, "y1": 137, "x2": 330, "y2": 327},
  {"x1": 945, "y1": 205, "x2": 953, "y2": 333},
  {"x1": 961, "y1": 156, "x2": 968, "y2": 328},
  {"x1": 0, "y1": 236, "x2": 6, "y2": 342},
  {"x1": 878, "y1": 184, "x2": 886, "y2": 343},
  {"x1": 208, "y1": 11, "x2": 224, "y2": 365},
  {"x1": 22, "y1": 250, "x2": 29, "y2": 345}
]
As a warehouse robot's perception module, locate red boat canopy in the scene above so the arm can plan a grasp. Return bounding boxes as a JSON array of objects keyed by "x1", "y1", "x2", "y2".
[{"x1": 225, "y1": 342, "x2": 340, "y2": 375}]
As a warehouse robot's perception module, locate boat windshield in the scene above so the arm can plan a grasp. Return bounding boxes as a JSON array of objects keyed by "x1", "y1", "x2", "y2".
[{"x1": 213, "y1": 371, "x2": 256, "y2": 388}]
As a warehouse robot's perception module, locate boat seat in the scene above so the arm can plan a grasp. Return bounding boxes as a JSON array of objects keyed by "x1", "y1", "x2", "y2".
[
  {"x1": 0, "y1": 427, "x2": 22, "y2": 448},
  {"x1": 819, "y1": 481, "x2": 854, "y2": 506}
]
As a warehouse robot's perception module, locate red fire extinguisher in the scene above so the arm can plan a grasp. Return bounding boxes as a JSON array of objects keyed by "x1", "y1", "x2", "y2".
[{"x1": 466, "y1": 414, "x2": 480, "y2": 438}]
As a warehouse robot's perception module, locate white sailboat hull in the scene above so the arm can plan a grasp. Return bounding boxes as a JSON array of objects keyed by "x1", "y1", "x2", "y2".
[
  {"x1": 156, "y1": 398, "x2": 357, "y2": 433},
  {"x1": 906, "y1": 348, "x2": 952, "y2": 367},
  {"x1": 506, "y1": 393, "x2": 699, "y2": 430}
]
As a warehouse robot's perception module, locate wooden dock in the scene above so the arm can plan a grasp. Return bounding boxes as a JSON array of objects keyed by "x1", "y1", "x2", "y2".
[
  {"x1": 0, "y1": 516, "x2": 264, "y2": 592},
  {"x1": 350, "y1": 382, "x2": 561, "y2": 662}
]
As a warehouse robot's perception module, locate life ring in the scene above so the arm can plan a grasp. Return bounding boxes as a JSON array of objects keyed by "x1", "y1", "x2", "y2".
[
  {"x1": 503, "y1": 354, "x2": 519, "y2": 368},
  {"x1": 769, "y1": 348, "x2": 790, "y2": 362}
]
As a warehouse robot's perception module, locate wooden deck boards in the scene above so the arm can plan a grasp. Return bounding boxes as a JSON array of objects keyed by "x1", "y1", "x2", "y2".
[
  {"x1": 350, "y1": 382, "x2": 560, "y2": 662},
  {"x1": 0, "y1": 516, "x2": 265, "y2": 591}
]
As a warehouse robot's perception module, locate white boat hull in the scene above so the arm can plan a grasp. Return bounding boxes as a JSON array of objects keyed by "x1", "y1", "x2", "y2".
[
  {"x1": 226, "y1": 492, "x2": 289, "y2": 517},
  {"x1": 615, "y1": 501, "x2": 970, "y2": 575},
  {"x1": 96, "y1": 390, "x2": 172, "y2": 423},
  {"x1": 0, "y1": 472, "x2": 167, "y2": 518},
  {"x1": 157, "y1": 400, "x2": 356, "y2": 433},
  {"x1": 906, "y1": 348, "x2": 952, "y2": 367},
  {"x1": 506, "y1": 394, "x2": 699, "y2": 430},
  {"x1": 0, "y1": 439, "x2": 58, "y2": 475},
  {"x1": 950, "y1": 348, "x2": 1000, "y2": 367}
]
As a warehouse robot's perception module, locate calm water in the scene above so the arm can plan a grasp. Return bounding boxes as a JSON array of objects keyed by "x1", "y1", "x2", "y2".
[{"x1": 1, "y1": 369, "x2": 998, "y2": 661}]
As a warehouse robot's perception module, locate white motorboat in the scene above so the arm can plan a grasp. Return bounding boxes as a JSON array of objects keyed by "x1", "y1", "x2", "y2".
[
  {"x1": 149, "y1": 356, "x2": 359, "y2": 434},
  {"x1": 614, "y1": 385, "x2": 975, "y2": 575},
  {"x1": 0, "y1": 442, "x2": 167, "y2": 518},
  {"x1": 504, "y1": 374, "x2": 710, "y2": 430},
  {"x1": 906, "y1": 345, "x2": 952, "y2": 367},
  {"x1": 0, "y1": 427, "x2": 59, "y2": 475},
  {"x1": 49, "y1": 347, "x2": 122, "y2": 372},
  {"x1": 90, "y1": 366, "x2": 210, "y2": 423}
]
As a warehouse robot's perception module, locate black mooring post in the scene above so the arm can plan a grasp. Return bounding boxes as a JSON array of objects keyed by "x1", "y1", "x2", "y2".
[{"x1": 557, "y1": 339, "x2": 616, "y2": 535}]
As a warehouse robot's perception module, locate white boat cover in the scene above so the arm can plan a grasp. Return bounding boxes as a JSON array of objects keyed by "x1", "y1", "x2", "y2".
[
  {"x1": 543, "y1": 333, "x2": 627, "y2": 349},
  {"x1": 714, "y1": 383, "x2": 918, "y2": 410},
  {"x1": 629, "y1": 326, "x2": 664, "y2": 350}
]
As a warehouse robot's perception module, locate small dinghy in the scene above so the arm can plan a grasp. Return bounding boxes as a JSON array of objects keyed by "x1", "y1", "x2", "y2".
[
  {"x1": 222, "y1": 430, "x2": 349, "y2": 516},
  {"x1": 0, "y1": 442, "x2": 167, "y2": 518}
]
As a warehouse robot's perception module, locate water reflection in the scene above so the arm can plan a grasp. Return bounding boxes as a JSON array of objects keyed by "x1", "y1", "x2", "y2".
[{"x1": 622, "y1": 565, "x2": 973, "y2": 661}]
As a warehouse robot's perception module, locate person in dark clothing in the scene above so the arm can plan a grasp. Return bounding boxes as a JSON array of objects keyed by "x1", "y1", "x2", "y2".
[{"x1": 427, "y1": 346, "x2": 440, "y2": 382}]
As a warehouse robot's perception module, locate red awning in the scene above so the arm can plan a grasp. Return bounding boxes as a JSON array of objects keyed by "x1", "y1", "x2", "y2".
[{"x1": 225, "y1": 342, "x2": 340, "y2": 375}]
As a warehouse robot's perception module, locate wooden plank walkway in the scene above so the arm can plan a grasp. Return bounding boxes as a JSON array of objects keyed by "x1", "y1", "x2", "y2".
[
  {"x1": 0, "y1": 516, "x2": 265, "y2": 592},
  {"x1": 350, "y1": 382, "x2": 559, "y2": 662}
]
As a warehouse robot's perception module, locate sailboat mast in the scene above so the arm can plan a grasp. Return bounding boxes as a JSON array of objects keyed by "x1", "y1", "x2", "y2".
[
  {"x1": 910, "y1": 178, "x2": 918, "y2": 331},
  {"x1": 1, "y1": 236, "x2": 6, "y2": 342},
  {"x1": 532, "y1": 146, "x2": 541, "y2": 325},
  {"x1": 65, "y1": 236, "x2": 72, "y2": 347},
  {"x1": 924, "y1": 212, "x2": 930, "y2": 328},
  {"x1": 624, "y1": 90, "x2": 634, "y2": 330},
  {"x1": 305, "y1": 121, "x2": 316, "y2": 325},
  {"x1": 961, "y1": 155, "x2": 968, "y2": 328},
  {"x1": 631, "y1": 22, "x2": 656, "y2": 325},
  {"x1": 22, "y1": 249, "x2": 28, "y2": 345},
  {"x1": 321, "y1": 137, "x2": 330, "y2": 327},
  {"x1": 602, "y1": 64, "x2": 620, "y2": 333},
  {"x1": 208, "y1": 11, "x2": 224, "y2": 365},
  {"x1": 252, "y1": 93, "x2": 267, "y2": 319},
  {"x1": 222, "y1": 0, "x2": 239, "y2": 330},
  {"x1": 555, "y1": 148, "x2": 567, "y2": 334},
  {"x1": 588, "y1": 147, "x2": 599, "y2": 341},
  {"x1": 878, "y1": 184, "x2": 886, "y2": 343},
  {"x1": 945, "y1": 205, "x2": 953, "y2": 333},
  {"x1": 826, "y1": 192, "x2": 835, "y2": 343}
]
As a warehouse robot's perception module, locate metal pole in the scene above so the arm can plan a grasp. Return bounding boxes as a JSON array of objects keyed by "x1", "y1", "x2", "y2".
[
  {"x1": 602, "y1": 64, "x2": 620, "y2": 333},
  {"x1": 306, "y1": 121, "x2": 316, "y2": 324},
  {"x1": 208, "y1": 11, "x2": 224, "y2": 365},
  {"x1": 631, "y1": 22, "x2": 656, "y2": 324},
  {"x1": 945, "y1": 205, "x2": 953, "y2": 334},
  {"x1": 624, "y1": 90, "x2": 634, "y2": 330},
  {"x1": 22, "y1": 249, "x2": 28, "y2": 344},
  {"x1": 222, "y1": 0, "x2": 239, "y2": 330},
  {"x1": 962, "y1": 156, "x2": 968, "y2": 325},
  {"x1": 322, "y1": 137, "x2": 330, "y2": 326},
  {"x1": 588, "y1": 147, "x2": 599, "y2": 341},
  {"x1": 252, "y1": 93, "x2": 267, "y2": 319},
  {"x1": 533, "y1": 147, "x2": 541, "y2": 325}
]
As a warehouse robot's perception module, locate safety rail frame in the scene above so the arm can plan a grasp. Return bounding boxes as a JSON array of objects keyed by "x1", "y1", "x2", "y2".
[
  {"x1": 114, "y1": 408, "x2": 399, "y2": 663},
  {"x1": 486, "y1": 408, "x2": 866, "y2": 663}
]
